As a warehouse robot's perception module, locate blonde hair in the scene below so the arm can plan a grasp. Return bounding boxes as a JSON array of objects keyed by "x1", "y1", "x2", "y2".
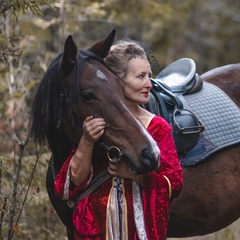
[{"x1": 104, "y1": 40, "x2": 147, "y2": 80}]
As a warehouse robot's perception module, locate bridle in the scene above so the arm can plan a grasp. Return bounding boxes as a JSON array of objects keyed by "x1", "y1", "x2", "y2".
[
  {"x1": 52, "y1": 52, "x2": 125, "y2": 208},
  {"x1": 57, "y1": 52, "x2": 125, "y2": 163},
  {"x1": 50, "y1": 128, "x2": 124, "y2": 209},
  {"x1": 50, "y1": 137, "x2": 124, "y2": 209},
  {"x1": 99, "y1": 142, "x2": 123, "y2": 164},
  {"x1": 65, "y1": 143, "x2": 123, "y2": 209}
]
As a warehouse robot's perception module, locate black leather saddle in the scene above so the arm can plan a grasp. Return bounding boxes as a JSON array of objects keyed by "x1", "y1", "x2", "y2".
[{"x1": 155, "y1": 58, "x2": 203, "y2": 95}]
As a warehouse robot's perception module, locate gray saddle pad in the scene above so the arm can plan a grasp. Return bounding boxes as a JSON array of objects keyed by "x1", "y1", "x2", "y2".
[{"x1": 181, "y1": 82, "x2": 240, "y2": 166}]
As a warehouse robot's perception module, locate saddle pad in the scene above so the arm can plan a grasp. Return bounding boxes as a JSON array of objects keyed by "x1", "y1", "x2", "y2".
[{"x1": 180, "y1": 82, "x2": 240, "y2": 166}]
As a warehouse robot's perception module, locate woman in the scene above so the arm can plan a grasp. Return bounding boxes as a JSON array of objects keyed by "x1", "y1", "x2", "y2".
[{"x1": 54, "y1": 39, "x2": 183, "y2": 240}]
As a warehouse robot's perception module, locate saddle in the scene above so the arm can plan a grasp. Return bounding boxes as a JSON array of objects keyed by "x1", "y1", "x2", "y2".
[{"x1": 145, "y1": 58, "x2": 205, "y2": 154}]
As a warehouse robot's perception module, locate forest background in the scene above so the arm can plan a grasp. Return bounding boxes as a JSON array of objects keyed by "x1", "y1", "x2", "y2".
[{"x1": 0, "y1": 0, "x2": 240, "y2": 239}]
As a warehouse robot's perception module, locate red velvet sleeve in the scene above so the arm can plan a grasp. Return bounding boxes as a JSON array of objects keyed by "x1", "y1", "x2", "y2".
[
  {"x1": 142, "y1": 116, "x2": 183, "y2": 239},
  {"x1": 146, "y1": 115, "x2": 183, "y2": 198},
  {"x1": 54, "y1": 149, "x2": 93, "y2": 199}
]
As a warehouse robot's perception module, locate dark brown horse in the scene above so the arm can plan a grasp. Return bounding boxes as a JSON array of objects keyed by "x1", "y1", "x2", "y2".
[
  {"x1": 30, "y1": 30, "x2": 160, "y2": 239},
  {"x1": 167, "y1": 63, "x2": 240, "y2": 237}
]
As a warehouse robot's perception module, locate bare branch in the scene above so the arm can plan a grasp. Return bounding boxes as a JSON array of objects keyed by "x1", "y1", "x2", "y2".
[{"x1": 0, "y1": 195, "x2": 7, "y2": 235}]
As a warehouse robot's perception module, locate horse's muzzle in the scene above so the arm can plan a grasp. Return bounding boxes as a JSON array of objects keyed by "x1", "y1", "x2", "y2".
[
  {"x1": 125, "y1": 148, "x2": 160, "y2": 175},
  {"x1": 141, "y1": 148, "x2": 160, "y2": 169}
]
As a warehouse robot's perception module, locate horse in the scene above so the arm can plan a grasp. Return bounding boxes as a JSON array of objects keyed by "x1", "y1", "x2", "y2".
[
  {"x1": 167, "y1": 63, "x2": 240, "y2": 237},
  {"x1": 30, "y1": 30, "x2": 160, "y2": 239},
  {"x1": 31, "y1": 27, "x2": 240, "y2": 238}
]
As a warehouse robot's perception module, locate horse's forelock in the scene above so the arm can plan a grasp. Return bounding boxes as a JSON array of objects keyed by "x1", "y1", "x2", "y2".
[{"x1": 67, "y1": 50, "x2": 113, "y2": 111}]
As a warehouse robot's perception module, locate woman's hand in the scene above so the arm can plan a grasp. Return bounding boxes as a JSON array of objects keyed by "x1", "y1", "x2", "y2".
[
  {"x1": 71, "y1": 116, "x2": 105, "y2": 186},
  {"x1": 82, "y1": 116, "x2": 105, "y2": 143},
  {"x1": 108, "y1": 160, "x2": 143, "y2": 185}
]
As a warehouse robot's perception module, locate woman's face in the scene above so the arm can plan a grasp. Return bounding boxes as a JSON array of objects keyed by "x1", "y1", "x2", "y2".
[{"x1": 123, "y1": 56, "x2": 152, "y2": 105}]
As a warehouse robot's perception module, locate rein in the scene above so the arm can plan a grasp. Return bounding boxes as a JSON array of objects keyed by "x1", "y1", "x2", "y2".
[
  {"x1": 66, "y1": 143, "x2": 123, "y2": 209},
  {"x1": 51, "y1": 141, "x2": 123, "y2": 209}
]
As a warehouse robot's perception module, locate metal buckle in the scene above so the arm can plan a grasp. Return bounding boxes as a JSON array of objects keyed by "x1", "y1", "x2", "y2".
[{"x1": 107, "y1": 146, "x2": 123, "y2": 164}]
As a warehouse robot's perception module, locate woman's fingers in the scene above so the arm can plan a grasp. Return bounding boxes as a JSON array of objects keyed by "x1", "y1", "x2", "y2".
[
  {"x1": 108, "y1": 161, "x2": 128, "y2": 177},
  {"x1": 83, "y1": 116, "x2": 105, "y2": 142}
]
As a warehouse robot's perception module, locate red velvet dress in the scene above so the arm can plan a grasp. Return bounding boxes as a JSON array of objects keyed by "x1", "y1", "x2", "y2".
[{"x1": 55, "y1": 116, "x2": 183, "y2": 240}]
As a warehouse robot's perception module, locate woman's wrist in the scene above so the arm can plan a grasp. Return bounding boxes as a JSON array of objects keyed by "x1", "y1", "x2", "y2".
[{"x1": 70, "y1": 149, "x2": 92, "y2": 186}]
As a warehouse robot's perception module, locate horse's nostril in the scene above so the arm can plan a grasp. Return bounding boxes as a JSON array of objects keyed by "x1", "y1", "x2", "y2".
[{"x1": 141, "y1": 148, "x2": 151, "y2": 166}]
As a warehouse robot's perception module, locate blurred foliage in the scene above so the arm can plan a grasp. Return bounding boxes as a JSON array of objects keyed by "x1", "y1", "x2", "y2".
[
  {"x1": 0, "y1": 0, "x2": 54, "y2": 15},
  {"x1": 0, "y1": 0, "x2": 240, "y2": 239},
  {"x1": 0, "y1": 0, "x2": 55, "y2": 64},
  {"x1": 0, "y1": 150, "x2": 65, "y2": 240}
]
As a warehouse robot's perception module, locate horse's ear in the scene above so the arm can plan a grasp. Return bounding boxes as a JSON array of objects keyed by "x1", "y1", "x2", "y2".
[
  {"x1": 88, "y1": 29, "x2": 116, "y2": 59},
  {"x1": 61, "y1": 35, "x2": 78, "y2": 72}
]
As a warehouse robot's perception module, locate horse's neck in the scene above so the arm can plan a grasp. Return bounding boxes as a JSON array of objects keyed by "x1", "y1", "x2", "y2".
[{"x1": 92, "y1": 145, "x2": 108, "y2": 171}]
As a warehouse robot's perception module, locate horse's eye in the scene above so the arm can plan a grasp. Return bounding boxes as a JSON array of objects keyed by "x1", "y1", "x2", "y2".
[{"x1": 81, "y1": 92, "x2": 96, "y2": 103}]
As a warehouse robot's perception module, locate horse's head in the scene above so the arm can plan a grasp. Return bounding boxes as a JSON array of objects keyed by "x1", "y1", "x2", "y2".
[{"x1": 31, "y1": 30, "x2": 160, "y2": 174}]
